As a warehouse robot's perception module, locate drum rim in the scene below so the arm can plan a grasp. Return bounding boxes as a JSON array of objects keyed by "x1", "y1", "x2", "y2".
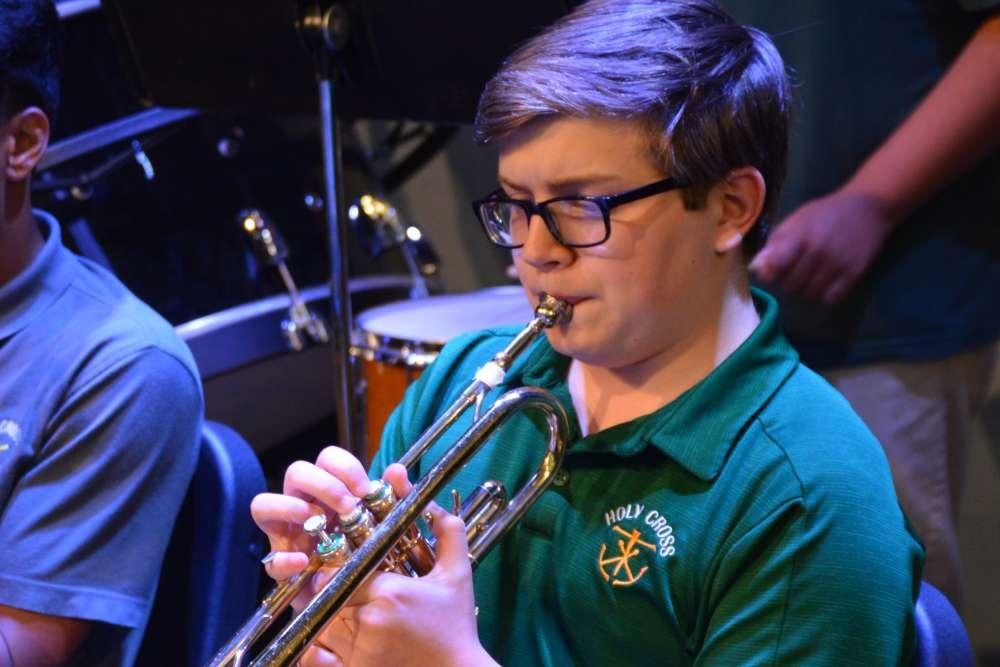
[
  {"x1": 176, "y1": 274, "x2": 413, "y2": 340},
  {"x1": 351, "y1": 337, "x2": 440, "y2": 368}
]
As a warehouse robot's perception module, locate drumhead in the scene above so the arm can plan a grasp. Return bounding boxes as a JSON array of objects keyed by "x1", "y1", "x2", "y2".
[{"x1": 354, "y1": 286, "x2": 532, "y2": 366}]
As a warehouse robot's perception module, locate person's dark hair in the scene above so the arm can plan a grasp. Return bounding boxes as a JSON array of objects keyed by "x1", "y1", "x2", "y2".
[
  {"x1": 475, "y1": 0, "x2": 791, "y2": 256},
  {"x1": 0, "y1": 0, "x2": 60, "y2": 122}
]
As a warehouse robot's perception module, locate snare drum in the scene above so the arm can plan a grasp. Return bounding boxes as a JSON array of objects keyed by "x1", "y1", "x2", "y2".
[{"x1": 353, "y1": 286, "x2": 533, "y2": 460}]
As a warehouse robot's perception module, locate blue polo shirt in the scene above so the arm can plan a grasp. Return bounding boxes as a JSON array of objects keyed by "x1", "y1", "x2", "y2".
[
  {"x1": 373, "y1": 289, "x2": 923, "y2": 665},
  {"x1": 0, "y1": 211, "x2": 202, "y2": 666}
]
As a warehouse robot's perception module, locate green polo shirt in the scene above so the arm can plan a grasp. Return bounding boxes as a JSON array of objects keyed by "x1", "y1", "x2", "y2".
[{"x1": 372, "y1": 289, "x2": 923, "y2": 666}]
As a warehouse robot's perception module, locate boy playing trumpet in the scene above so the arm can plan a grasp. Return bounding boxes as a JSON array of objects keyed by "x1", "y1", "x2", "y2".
[{"x1": 252, "y1": 1, "x2": 923, "y2": 664}]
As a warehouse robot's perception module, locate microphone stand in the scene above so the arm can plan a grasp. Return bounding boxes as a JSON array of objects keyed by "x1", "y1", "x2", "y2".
[{"x1": 298, "y1": 2, "x2": 359, "y2": 459}]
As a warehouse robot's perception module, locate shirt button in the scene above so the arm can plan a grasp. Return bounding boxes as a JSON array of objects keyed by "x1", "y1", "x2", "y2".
[{"x1": 552, "y1": 469, "x2": 570, "y2": 487}]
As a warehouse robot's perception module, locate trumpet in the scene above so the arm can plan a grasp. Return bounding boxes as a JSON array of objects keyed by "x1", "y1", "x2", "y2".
[{"x1": 208, "y1": 294, "x2": 573, "y2": 667}]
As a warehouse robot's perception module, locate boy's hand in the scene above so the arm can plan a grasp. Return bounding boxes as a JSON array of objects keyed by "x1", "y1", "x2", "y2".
[
  {"x1": 302, "y1": 503, "x2": 495, "y2": 667},
  {"x1": 251, "y1": 449, "x2": 493, "y2": 666}
]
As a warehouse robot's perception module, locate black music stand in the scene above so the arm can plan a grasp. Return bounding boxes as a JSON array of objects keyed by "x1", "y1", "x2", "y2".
[{"x1": 99, "y1": 0, "x2": 572, "y2": 458}]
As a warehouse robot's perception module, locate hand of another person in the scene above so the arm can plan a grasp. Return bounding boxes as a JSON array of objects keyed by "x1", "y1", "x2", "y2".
[{"x1": 749, "y1": 189, "x2": 897, "y2": 304}]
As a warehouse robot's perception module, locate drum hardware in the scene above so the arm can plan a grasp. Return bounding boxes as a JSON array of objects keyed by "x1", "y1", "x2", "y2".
[
  {"x1": 37, "y1": 107, "x2": 197, "y2": 172},
  {"x1": 131, "y1": 139, "x2": 155, "y2": 180},
  {"x1": 35, "y1": 124, "x2": 180, "y2": 195},
  {"x1": 375, "y1": 124, "x2": 459, "y2": 193},
  {"x1": 66, "y1": 217, "x2": 115, "y2": 273},
  {"x1": 239, "y1": 209, "x2": 330, "y2": 352},
  {"x1": 308, "y1": 2, "x2": 358, "y2": 457},
  {"x1": 69, "y1": 184, "x2": 94, "y2": 202},
  {"x1": 175, "y1": 276, "x2": 413, "y2": 455},
  {"x1": 348, "y1": 193, "x2": 436, "y2": 299},
  {"x1": 302, "y1": 192, "x2": 324, "y2": 211},
  {"x1": 216, "y1": 127, "x2": 246, "y2": 159},
  {"x1": 206, "y1": 295, "x2": 572, "y2": 667},
  {"x1": 35, "y1": 124, "x2": 184, "y2": 273},
  {"x1": 56, "y1": 0, "x2": 101, "y2": 19}
]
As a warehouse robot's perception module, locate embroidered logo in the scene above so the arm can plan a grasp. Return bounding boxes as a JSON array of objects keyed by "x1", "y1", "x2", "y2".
[
  {"x1": 598, "y1": 503, "x2": 677, "y2": 587},
  {"x1": 0, "y1": 419, "x2": 21, "y2": 453}
]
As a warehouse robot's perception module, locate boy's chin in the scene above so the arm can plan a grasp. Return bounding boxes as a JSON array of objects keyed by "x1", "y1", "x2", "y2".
[{"x1": 544, "y1": 330, "x2": 615, "y2": 367}]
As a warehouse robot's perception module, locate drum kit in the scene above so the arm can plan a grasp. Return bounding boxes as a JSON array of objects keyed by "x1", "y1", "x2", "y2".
[
  {"x1": 174, "y1": 240, "x2": 532, "y2": 463},
  {"x1": 43, "y1": 0, "x2": 570, "y2": 466},
  {"x1": 167, "y1": 196, "x2": 532, "y2": 461},
  {"x1": 177, "y1": 276, "x2": 532, "y2": 460}
]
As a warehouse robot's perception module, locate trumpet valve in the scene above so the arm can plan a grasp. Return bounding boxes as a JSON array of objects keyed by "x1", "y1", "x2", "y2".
[
  {"x1": 304, "y1": 514, "x2": 351, "y2": 563},
  {"x1": 354, "y1": 479, "x2": 438, "y2": 576},
  {"x1": 338, "y1": 506, "x2": 376, "y2": 546},
  {"x1": 361, "y1": 479, "x2": 396, "y2": 520}
]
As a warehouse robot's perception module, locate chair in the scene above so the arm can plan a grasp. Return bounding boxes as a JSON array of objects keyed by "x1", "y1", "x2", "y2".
[
  {"x1": 912, "y1": 580, "x2": 974, "y2": 667},
  {"x1": 137, "y1": 420, "x2": 268, "y2": 666}
]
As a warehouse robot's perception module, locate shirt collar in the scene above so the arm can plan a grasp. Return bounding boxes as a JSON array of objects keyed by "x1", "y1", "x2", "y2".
[
  {"x1": 515, "y1": 288, "x2": 799, "y2": 481},
  {"x1": 0, "y1": 210, "x2": 76, "y2": 342}
]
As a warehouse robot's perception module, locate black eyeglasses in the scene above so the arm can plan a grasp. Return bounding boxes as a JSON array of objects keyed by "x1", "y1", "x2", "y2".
[{"x1": 471, "y1": 176, "x2": 680, "y2": 249}]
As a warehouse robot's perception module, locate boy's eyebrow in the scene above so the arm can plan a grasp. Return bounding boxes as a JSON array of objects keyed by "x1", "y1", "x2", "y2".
[{"x1": 498, "y1": 174, "x2": 625, "y2": 195}]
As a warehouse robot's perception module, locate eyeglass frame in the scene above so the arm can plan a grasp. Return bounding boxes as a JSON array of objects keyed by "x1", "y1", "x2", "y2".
[{"x1": 471, "y1": 176, "x2": 681, "y2": 249}]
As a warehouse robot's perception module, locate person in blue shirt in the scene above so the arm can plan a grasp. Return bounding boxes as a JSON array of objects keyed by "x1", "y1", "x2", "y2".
[
  {"x1": 726, "y1": 0, "x2": 1000, "y2": 611},
  {"x1": 0, "y1": 2, "x2": 203, "y2": 664}
]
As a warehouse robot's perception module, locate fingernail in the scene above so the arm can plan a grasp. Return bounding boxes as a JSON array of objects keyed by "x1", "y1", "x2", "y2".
[{"x1": 261, "y1": 551, "x2": 279, "y2": 565}]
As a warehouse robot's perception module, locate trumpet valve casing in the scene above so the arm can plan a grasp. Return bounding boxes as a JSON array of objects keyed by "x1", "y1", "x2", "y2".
[{"x1": 345, "y1": 480, "x2": 436, "y2": 576}]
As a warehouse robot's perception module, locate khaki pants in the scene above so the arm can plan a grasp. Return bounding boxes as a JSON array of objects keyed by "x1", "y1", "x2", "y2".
[{"x1": 822, "y1": 342, "x2": 999, "y2": 613}]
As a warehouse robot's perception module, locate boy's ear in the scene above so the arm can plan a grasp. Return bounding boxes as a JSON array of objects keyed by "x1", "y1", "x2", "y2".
[
  {"x1": 4, "y1": 107, "x2": 50, "y2": 182},
  {"x1": 713, "y1": 166, "x2": 766, "y2": 254}
]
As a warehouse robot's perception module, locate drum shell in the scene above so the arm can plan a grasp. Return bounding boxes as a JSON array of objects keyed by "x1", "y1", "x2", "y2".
[{"x1": 353, "y1": 286, "x2": 532, "y2": 460}]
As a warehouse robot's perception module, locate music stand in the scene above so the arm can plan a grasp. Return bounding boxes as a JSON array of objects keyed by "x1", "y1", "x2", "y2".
[{"x1": 99, "y1": 0, "x2": 572, "y2": 458}]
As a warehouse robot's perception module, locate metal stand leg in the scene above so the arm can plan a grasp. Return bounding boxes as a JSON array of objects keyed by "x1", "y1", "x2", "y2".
[{"x1": 317, "y1": 56, "x2": 358, "y2": 458}]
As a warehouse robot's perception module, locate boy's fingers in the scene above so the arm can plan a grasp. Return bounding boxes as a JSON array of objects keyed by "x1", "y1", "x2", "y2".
[
  {"x1": 382, "y1": 463, "x2": 412, "y2": 499},
  {"x1": 283, "y1": 460, "x2": 358, "y2": 516},
  {"x1": 316, "y1": 446, "x2": 372, "y2": 498}
]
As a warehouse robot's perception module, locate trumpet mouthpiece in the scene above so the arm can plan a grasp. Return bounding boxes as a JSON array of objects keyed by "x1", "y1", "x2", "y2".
[{"x1": 535, "y1": 294, "x2": 572, "y2": 327}]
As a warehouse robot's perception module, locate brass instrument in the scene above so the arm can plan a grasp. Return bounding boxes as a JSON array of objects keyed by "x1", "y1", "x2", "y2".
[{"x1": 208, "y1": 294, "x2": 572, "y2": 667}]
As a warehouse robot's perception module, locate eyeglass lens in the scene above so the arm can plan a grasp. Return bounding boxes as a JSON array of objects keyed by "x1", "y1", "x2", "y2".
[{"x1": 479, "y1": 199, "x2": 606, "y2": 247}]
